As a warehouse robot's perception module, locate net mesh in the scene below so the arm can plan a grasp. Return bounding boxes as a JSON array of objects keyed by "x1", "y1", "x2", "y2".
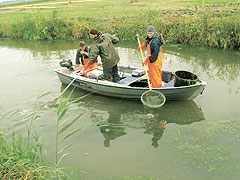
[{"x1": 141, "y1": 90, "x2": 166, "y2": 108}]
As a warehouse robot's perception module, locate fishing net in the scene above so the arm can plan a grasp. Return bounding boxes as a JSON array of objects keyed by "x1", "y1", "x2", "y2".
[{"x1": 141, "y1": 90, "x2": 166, "y2": 108}]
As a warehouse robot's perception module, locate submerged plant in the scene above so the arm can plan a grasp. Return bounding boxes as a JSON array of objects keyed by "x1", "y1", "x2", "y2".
[
  {"x1": 54, "y1": 88, "x2": 91, "y2": 177},
  {"x1": 27, "y1": 91, "x2": 51, "y2": 147}
]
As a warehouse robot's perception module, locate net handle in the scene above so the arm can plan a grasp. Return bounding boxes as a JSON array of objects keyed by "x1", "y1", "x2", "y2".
[{"x1": 136, "y1": 34, "x2": 152, "y2": 91}]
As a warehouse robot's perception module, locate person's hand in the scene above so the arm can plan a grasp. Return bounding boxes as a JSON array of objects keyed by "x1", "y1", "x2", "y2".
[
  {"x1": 138, "y1": 43, "x2": 145, "y2": 51},
  {"x1": 74, "y1": 64, "x2": 83, "y2": 71},
  {"x1": 142, "y1": 58, "x2": 149, "y2": 66},
  {"x1": 82, "y1": 63, "x2": 91, "y2": 76},
  {"x1": 73, "y1": 64, "x2": 79, "y2": 71}
]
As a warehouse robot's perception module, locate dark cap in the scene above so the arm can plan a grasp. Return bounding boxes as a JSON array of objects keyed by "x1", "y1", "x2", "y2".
[{"x1": 147, "y1": 25, "x2": 155, "y2": 32}]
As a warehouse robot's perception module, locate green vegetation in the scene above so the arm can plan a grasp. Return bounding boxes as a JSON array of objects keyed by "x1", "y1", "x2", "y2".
[
  {"x1": 0, "y1": 90, "x2": 89, "y2": 179},
  {"x1": 0, "y1": 132, "x2": 50, "y2": 179},
  {"x1": 166, "y1": 118, "x2": 240, "y2": 174},
  {"x1": 54, "y1": 89, "x2": 91, "y2": 172},
  {"x1": 0, "y1": 0, "x2": 239, "y2": 49}
]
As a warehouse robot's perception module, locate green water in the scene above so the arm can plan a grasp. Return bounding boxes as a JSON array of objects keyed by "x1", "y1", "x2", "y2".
[{"x1": 0, "y1": 40, "x2": 240, "y2": 180}]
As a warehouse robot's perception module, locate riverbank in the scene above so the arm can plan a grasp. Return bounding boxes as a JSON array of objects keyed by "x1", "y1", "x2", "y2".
[
  {"x1": 0, "y1": 0, "x2": 239, "y2": 49},
  {"x1": 0, "y1": 133, "x2": 50, "y2": 179}
]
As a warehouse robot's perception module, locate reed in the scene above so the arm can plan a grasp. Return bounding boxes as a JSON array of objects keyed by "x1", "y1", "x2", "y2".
[
  {"x1": 0, "y1": 90, "x2": 88, "y2": 179},
  {"x1": 0, "y1": 8, "x2": 239, "y2": 49},
  {"x1": 54, "y1": 88, "x2": 92, "y2": 178},
  {"x1": 0, "y1": 132, "x2": 50, "y2": 179},
  {"x1": 55, "y1": 89, "x2": 83, "y2": 168}
]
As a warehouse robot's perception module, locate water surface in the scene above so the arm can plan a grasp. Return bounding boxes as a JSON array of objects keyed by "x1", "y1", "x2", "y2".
[{"x1": 0, "y1": 39, "x2": 240, "y2": 180}]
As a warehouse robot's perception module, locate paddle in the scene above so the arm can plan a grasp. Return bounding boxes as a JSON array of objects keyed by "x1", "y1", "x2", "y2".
[
  {"x1": 136, "y1": 34, "x2": 166, "y2": 108},
  {"x1": 48, "y1": 69, "x2": 83, "y2": 107}
]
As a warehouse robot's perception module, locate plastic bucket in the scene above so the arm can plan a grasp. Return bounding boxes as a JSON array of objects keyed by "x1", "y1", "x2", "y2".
[
  {"x1": 174, "y1": 70, "x2": 199, "y2": 87},
  {"x1": 162, "y1": 71, "x2": 173, "y2": 82}
]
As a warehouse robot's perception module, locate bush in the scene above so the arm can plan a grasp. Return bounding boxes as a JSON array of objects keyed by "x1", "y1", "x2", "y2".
[{"x1": 0, "y1": 11, "x2": 239, "y2": 49}]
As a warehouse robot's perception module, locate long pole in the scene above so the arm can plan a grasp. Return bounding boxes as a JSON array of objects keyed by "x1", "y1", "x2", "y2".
[
  {"x1": 58, "y1": 71, "x2": 82, "y2": 98},
  {"x1": 136, "y1": 34, "x2": 152, "y2": 91}
]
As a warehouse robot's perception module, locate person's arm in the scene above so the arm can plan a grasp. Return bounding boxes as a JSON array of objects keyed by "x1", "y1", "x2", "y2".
[
  {"x1": 111, "y1": 35, "x2": 119, "y2": 44},
  {"x1": 83, "y1": 46, "x2": 90, "y2": 57},
  {"x1": 149, "y1": 41, "x2": 161, "y2": 63},
  {"x1": 105, "y1": 33, "x2": 119, "y2": 44},
  {"x1": 138, "y1": 42, "x2": 146, "y2": 51},
  {"x1": 88, "y1": 44, "x2": 99, "y2": 65},
  {"x1": 81, "y1": 48, "x2": 89, "y2": 57}
]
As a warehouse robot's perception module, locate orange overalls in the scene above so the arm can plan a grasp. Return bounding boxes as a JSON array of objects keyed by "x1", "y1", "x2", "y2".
[
  {"x1": 147, "y1": 41, "x2": 163, "y2": 88},
  {"x1": 82, "y1": 49, "x2": 99, "y2": 76}
]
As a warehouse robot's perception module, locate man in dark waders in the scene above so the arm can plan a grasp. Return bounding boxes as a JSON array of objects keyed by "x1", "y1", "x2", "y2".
[{"x1": 83, "y1": 29, "x2": 120, "y2": 82}]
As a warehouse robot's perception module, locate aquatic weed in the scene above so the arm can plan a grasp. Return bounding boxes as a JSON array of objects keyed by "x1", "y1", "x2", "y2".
[{"x1": 165, "y1": 118, "x2": 240, "y2": 175}]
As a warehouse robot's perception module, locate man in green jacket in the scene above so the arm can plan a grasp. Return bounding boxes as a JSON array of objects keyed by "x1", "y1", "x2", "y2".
[{"x1": 83, "y1": 29, "x2": 120, "y2": 82}]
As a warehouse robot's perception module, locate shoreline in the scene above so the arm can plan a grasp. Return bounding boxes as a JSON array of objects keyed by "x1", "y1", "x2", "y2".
[{"x1": 0, "y1": 0, "x2": 239, "y2": 49}]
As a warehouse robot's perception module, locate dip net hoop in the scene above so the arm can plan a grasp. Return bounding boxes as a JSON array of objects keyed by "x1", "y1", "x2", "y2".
[{"x1": 141, "y1": 90, "x2": 166, "y2": 108}]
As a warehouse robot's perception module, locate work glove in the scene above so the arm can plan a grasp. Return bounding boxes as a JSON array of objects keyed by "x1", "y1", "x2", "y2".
[
  {"x1": 142, "y1": 58, "x2": 149, "y2": 66},
  {"x1": 138, "y1": 43, "x2": 146, "y2": 51}
]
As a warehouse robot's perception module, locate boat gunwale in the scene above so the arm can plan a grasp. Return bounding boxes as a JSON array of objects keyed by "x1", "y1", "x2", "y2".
[{"x1": 55, "y1": 69, "x2": 207, "y2": 91}]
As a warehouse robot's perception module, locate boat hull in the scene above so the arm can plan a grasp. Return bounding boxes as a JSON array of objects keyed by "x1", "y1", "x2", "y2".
[{"x1": 55, "y1": 69, "x2": 206, "y2": 100}]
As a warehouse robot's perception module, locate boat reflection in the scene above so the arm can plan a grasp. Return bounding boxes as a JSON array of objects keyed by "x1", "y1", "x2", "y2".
[
  {"x1": 142, "y1": 100, "x2": 205, "y2": 148},
  {"x1": 61, "y1": 86, "x2": 205, "y2": 148},
  {"x1": 99, "y1": 100, "x2": 205, "y2": 148}
]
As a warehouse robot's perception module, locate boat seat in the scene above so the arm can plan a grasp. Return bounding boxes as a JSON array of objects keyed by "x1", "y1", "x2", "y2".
[
  {"x1": 162, "y1": 79, "x2": 175, "y2": 88},
  {"x1": 117, "y1": 75, "x2": 145, "y2": 86}
]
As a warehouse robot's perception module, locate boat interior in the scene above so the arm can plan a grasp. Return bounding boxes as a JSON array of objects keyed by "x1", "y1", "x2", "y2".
[
  {"x1": 117, "y1": 67, "x2": 175, "y2": 88},
  {"x1": 60, "y1": 65, "x2": 175, "y2": 88}
]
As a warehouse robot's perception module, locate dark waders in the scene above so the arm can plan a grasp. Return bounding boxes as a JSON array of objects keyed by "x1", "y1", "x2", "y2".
[{"x1": 103, "y1": 64, "x2": 120, "y2": 82}]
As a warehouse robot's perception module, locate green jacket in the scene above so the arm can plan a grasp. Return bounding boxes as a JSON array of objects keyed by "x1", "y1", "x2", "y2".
[{"x1": 89, "y1": 33, "x2": 120, "y2": 69}]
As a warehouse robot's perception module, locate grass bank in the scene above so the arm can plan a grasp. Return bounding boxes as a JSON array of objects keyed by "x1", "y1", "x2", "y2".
[
  {"x1": 0, "y1": 0, "x2": 239, "y2": 49},
  {"x1": 0, "y1": 133, "x2": 51, "y2": 179}
]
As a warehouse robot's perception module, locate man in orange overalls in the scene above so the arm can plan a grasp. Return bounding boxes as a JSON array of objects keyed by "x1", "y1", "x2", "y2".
[
  {"x1": 75, "y1": 41, "x2": 91, "y2": 67},
  {"x1": 138, "y1": 25, "x2": 163, "y2": 88},
  {"x1": 75, "y1": 41, "x2": 99, "y2": 76}
]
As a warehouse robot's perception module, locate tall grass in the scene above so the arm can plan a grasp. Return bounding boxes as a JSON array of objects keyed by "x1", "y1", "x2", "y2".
[
  {"x1": 165, "y1": 15, "x2": 240, "y2": 49},
  {"x1": 53, "y1": 89, "x2": 92, "y2": 177},
  {"x1": 55, "y1": 89, "x2": 84, "y2": 169},
  {"x1": 0, "y1": 132, "x2": 50, "y2": 179},
  {"x1": 0, "y1": 9, "x2": 239, "y2": 49},
  {"x1": 0, "y1": 90, "x2": 90, "y2": 179},
  {"x1": 0, "y1": 11, "x2": 89, "y2": 40}
]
